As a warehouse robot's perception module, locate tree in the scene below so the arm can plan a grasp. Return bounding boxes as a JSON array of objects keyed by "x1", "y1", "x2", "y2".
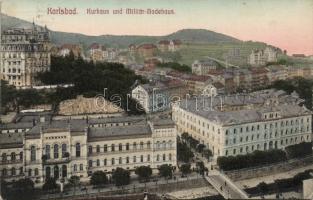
[
  {"x1": 68, "y1": 176, "x2": 80, "y2": 195},
  {"x1": 180, "y1": 163, "x2": 191, "y2": 176},
  {"x1": 135, "y1": 166, "x2": 152, "y2": 182},
  {"x1": 7, "y1": 178, "x2": 35, "y2": 200},
  {"x1": 158, "y1": 164, "x2": 173, "y2": 179},
  {"x1": 181, "y1": 132, "x2": 189, "y2": 143},
  {"x1": 112, "y1": 168, "x2": 130, "y2": 186},
  {"x1": 43, "y1": 178, "x2": 58, "y2": 191},
  {"x1": 90, "y1": 171, "x2": 108, "y2": 187},
  {"x1": 196, "y1": 161, "x2": 205, "y2": 175},
  {"x1": 196, "y1": 144, "x2": 205, "y2": 153},
  {"x1": 257, "y1": 182, "x2": 268, "y2": 194}
]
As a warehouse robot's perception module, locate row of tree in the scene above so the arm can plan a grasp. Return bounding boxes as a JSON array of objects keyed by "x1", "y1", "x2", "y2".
[
  {"x1": 217, "y1": 150, "x2": 287, "y2": 171},
  {"x1": 285, "y1": 142, "x2": 312, "y2": 159}
]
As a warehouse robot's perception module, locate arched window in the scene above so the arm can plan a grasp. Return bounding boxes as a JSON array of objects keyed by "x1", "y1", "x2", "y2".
[
  {"x1": 88, "y1": 160, "x2": 93, "y2": 168},
  {"x1": 156, "y1": 154, "x2": 160, "y2": 161},
  {"x1": 126, "y1": 143, "x2": 129, "y2": 150},
  {"x1": 163, "y1": 154, "x2": 166, "y2": 161},
  {"x1": 162, "y1": 141, "x2": 166, "y2": 148},
  {"x1": 19, "y1": 167, "x2": 23, "y2": 175},
  {"x1": 62, "y1": 144, "x2": 67, "y2": 158},
  {"x1": 168, "y1": 140, "x2": 172, "y2": 148},
  {"x1": 97, "y1": 159, "x2": 100, "y2": 166},
  {"x1": 104, "y1": 159, "x2": 107, "y2": 166},
  {"x1": 96, "y1": 145, "x2": 100, "y2": 153},
  {"x1": 11, "y1": 168, "x2": 16, "y2": 176},
  {"x1": 45, "y1": 145, "x2": 50, "y2": 159},
  {"x1": 140, "y1": 142, "x2": 144, "y2": 149},
  {"x1": 62, "y1": 165, "x2": 67, "y2": 178},
  {"x1": 133, "y1": 142, "x2": 137, "y2": 150},
  {"x1": 2, "y1": 153, "x2": 6, "y2": 162},
  {"x1": 28, "y1": 169, "x2": 32, "y2": 177},
  {"x1": 80, "y1": 164, "x2": 83, "y2": 171},
  {"x1": 74, "y1": 164, "x2": 77, "y2": 172},
  {"x1": 31, "y1": 146, "x2": 36, "y2": 161},
  {"x1": 54, "y1": 144, "x2": 59, "y2": 159},
  {"x1": 76, "y1": 143, "x2": 81, "y2": 157},
  {"x1": 169, "y1": 153, "x2": 172, "y2": 161},
  {"x1": 104, "y1": 145, "x2": 108, "y2": 152},
  {"x1": 111, "y1": 144, "x2": 115, "y2": 152}
]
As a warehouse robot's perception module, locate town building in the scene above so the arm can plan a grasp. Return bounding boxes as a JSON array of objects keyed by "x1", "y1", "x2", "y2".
[
  {"x1": 58, "y1": 44, "x2": 82, "y2": 58},
  {"x1": 192, "y1": 59, "x2": 220, "y2": 75},
  {"x1": 202, "y1": 82, "x2": 225, "y2": 97},
  {"x1": 0, "y1": 23, "x2": 51, "y2": 87},
  {"x1": 248, "y1": 47, "x2": 278, "y2": 66},
  {"x1": 157, "y1": 40, "x2": 182, "y2": 52},
  {"x1": 136, "y1": 44, "x2": 157, "y2": 58},
  {"x1": 172, "y1": 89, "x2": 312, "y2": 158},
  {"x1": 0, "y1": 114, "x2": 177, "y2": 184},
  {"x1": 132, "y1": 79, "x2": 185, "y2": 113}
]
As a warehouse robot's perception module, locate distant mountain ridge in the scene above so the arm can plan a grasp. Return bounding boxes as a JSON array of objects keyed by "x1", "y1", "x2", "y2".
[{"x1": 1, "y1": 14, "x2": 241, "y2": 47}]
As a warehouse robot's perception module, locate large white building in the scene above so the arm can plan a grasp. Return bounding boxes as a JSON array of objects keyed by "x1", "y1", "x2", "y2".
[
  {"x1": 0, "y1": 114, "x2": 176, "y2": 185},
  {"x1": 0, "y1": 23, "x2": 51, "y2": 87},
  {"x1": 172, "y1": 89, "x2": 312, "y2": 158}
]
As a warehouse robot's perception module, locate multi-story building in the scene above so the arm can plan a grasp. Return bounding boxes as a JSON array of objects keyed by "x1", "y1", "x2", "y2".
[
  {"x1": 248, "y1": 47, "x2": 278, "y2": 66},
  {"x1": 0, "y1": 23, "x2": 51, "y2": 87},
  {"x1": 132, "y1": 79, "x2": 185, "y2": 113},
  {"x1": 172, "y1": 89, "x2": 312, "y2": 158},
  {"x1": 0, "y1": 115, "x2": 177, "y2": 184},
  {"x1": 192, "y1": 59, "x2": 219, "y2": 75},
  {"x1": 136, "y1": 44, "x2": 157, "y2": 58}
]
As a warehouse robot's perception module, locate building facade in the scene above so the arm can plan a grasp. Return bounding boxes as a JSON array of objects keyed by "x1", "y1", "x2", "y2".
[
  {"x1": 0, "y1": 115, "x2": 177, "y2": 184},
  {"x1": 172, "y1": 89, "x2": 312, "y2": 159},
  {"x1": 0, "y1": 23, "x2": 51, "y2": 87}
]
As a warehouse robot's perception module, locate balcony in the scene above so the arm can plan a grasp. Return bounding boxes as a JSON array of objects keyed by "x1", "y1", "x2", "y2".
[{"x1": 43, "y1": 157, "x2": 70, "y2": 165}]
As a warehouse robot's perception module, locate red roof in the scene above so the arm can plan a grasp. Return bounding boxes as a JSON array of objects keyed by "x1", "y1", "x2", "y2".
[{"x1": 137, "y1": 43, "x2": 157, "y2": 50}]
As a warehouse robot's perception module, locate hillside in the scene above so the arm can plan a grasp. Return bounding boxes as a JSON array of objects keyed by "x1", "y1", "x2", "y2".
[{"x1": 1, "y1": 14, "x2": 240, "y2": 47}]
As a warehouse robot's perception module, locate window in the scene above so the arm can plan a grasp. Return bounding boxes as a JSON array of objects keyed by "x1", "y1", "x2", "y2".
[
  {"x1": 74, "y1": 164, "x2": 77, "y2": 172},
  {"x1": 111, "y1": 144, "x2": 115, "y2": 152},
  {"x1": 96, "y1": 145, "x2": 100, "y2": 153},
  {"x1": 147, "y1": 141, "x2": 151, "y2": 149},
  {"x1": 31, "y1": 146, "x2": 36, "y2": 161},
  {"x1": 104, "y1": 159, "x2": 107, "y2": 166},
  {"x1": 140, "y1": 142, "x2": 144, "y2": 149},
  {"x1": 140, "y1": 155, "x2": 143, "y2": 162},
  {"x1": 126, "y1": 143, "x2": 129, "y2": 150},
  {"x1": 97, "y1": 159, "x2": 100, "y2": 166},
  {"x1": 54, "y1": 144, "x2": 59, "y2": 159},
  {"x1": 45, "y1": 145, "x2": 50, "y2": 159},
  {"x1": 133, "y1": 142, "x2": 137, "y2": 150},
  {"x1": 28, "y1": 169, "x2": 32, "y2": 177},
  {"x1": 169, "y1": 153, "x2": 172, "y2": 161},
  {"x1": 11, "y1": 168, "x2": 16, "y2": 176},
  {"x1": 80, "y1": 164, "x2": 83, "y2": 171},
  {"x1": 2, "y1": 168, "x2": 7, "y2": 176},
  {"x1": 119, "y1": 143, "x2": 123, "y2": 151},
  {"x1": 11, "y1": 152, "x2": 16, "y2": 161},
  {"x1": 119, "y1": 157, "x2": 122, "y2": 164},
  {"x1": 111, "y1": 158, "x2": 115, "y2": 165},
  {"x1": 133, "y1": 156, "x2": 136, "y2": 163},
  {"x1": 76, "y1": 143, "x2": 81, "y2": 157},
  {"x1": 147, "y1": 154, "x2": 150, "y2": 162},
  {"x1": 104, "y1": 145, "x2": 108, "y2": 152},
  {"x1": 35, "y1": 168, "x2": 39, "y2": 176},
  {"x1": 88, "y1": 160, "x2": 93, "y2": 168},
  {"x1": 88, "y1": 146, "x2": 93, "y2": 154},
  {"x1": 2, "y1": 153, "x2": 6, "y2": 162},
  {"x1": 62, "y1": 144, "x2": 67, "y2": 158},
  {"x1": 126, "y1": 157, "x2": 129, "y2": 163},
  {"x1": 19, "y1": 167, "x2": 23, "y2": 175},
  {"x1": 20, "y1": 152, "x2": 23, "y2": 161},
  {"x1": 163, "y1": 154, "x2": 166, "y2": 161}
]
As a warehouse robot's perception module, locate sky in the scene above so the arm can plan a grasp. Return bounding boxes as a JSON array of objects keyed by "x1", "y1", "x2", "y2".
[{"x1": 2, "y1": 0, "x2": 313, "y2": 55}]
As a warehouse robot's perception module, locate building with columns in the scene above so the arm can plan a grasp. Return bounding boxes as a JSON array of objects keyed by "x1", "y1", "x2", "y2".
[
  {"x1": 0, "y1": 23, "x2": 51, "y2": 87},
  {"x1": 172, "y1": 89, "x2": 312, "y2": 159},
  {"x1": 0, "y1": 115, "x2": 176, "y2": 185}
]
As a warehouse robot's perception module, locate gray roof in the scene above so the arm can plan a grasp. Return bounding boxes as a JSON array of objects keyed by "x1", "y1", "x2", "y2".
[
  {"x1": 0, "y1": 122, "x2": 33, "y2": 130},
  {"x1": 0, "y1": 133, "x2": 23, "y2": 149},
  {"x1": 88, "y1": 124, "x2": 152, "y2": 141},
  {"x1": 89, "y1": 115, "x2": 146, "y2": 125},
  {"x1": 151, "y1": 118, "x2": 175, "y2": 128},
  {"x1": 179, "y1": 89, "x2": 311, "y2": 126}
]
